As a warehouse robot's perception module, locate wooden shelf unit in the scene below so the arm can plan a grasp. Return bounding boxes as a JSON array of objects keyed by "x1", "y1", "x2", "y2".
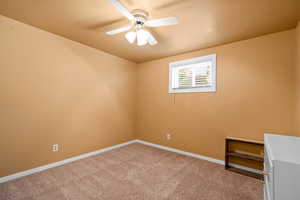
[
  {"x1": 227, "y1": 151, "x2": 264, "y2": 162},
  {"x1": 225, "y1": 137, "x2": 264, "y2": 180}
]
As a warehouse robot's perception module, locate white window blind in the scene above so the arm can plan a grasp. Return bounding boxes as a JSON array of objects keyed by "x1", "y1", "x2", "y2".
[{"x1": 169, "y1": 54, "x2": 216, "y2": 93}]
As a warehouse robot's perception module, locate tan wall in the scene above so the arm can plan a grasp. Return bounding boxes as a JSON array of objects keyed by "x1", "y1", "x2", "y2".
[
  {"x1": 294, "y1": 22, "x2": 300, "y2": 136},
  {"x1": 0, "y1": 15, "x2": 137, "y2": 177},
  {"x1": 136, "y1": 30, "x2": 296, "y2": 161},
  {"x1": 0, "y1": 13, "x2": 298, "y2": 178}
]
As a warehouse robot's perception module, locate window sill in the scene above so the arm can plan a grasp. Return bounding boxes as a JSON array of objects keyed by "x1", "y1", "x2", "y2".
[{"x1": 168, "y1": 87, "x2": 216, "y2": 93}]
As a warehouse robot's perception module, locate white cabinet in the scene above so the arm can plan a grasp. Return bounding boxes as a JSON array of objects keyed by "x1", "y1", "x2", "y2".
[{"x1": 264, "y1": 134, "x2": 300, "y2": 200}]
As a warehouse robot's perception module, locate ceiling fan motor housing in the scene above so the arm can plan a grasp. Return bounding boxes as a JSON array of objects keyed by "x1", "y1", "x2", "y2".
[{"x1": 131, "y1": 9, "x2": 148, "y2": 27}]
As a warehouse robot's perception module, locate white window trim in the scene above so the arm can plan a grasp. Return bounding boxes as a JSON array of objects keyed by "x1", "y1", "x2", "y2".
[{"x1": 169, "y1": 54, "x2": 217, "y2": 93}]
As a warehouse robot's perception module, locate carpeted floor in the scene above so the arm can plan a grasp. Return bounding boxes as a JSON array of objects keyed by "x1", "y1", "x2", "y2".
[{"x1": 0, "y1": 143, "x2": 263, "y2": 200}]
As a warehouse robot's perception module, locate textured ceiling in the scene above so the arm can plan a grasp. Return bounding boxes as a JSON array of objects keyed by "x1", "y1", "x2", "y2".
[{"x1": 0, "y1": 0, "x2": 299, "y2": 63}]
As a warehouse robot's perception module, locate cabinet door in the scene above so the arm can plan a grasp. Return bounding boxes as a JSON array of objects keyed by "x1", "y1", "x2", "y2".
[{"x1": 275, "y1": 161, "x2": 300, "y2": 200}]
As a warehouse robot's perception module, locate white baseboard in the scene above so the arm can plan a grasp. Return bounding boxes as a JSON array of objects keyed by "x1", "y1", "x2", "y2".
[
  {"x1": 0, "y1": 140, "x2": 137, "y2": 183},
  {"x1": 135, "y1": 139, "x2": 262, "y2": 175},
  {"x1": 135, "y1": 139, "x2": 225, "y2": 165},
  {"x1": 0, "y1": 139, "x2": 261, "y2": 183}
]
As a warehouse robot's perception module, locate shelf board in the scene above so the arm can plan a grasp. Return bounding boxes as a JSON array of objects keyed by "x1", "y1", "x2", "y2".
[
  {"x1": 228, "y1": 151, "x2": 264, "y2": 162},
  {"x1": 226, "y1": 136, "x2": 264, "y2": 145},
  {"x1": 227, "y1": 166, "x2": 264, "y2": 180}
]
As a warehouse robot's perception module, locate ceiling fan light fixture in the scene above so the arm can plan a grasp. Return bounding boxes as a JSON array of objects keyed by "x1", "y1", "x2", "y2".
[
  {"x1": 125, "y1": 31, "x2": 136, "y2": 43},
  {"x1": 106, "y1": 0, "x2": 179, "y2": 46},
  {"x1": 147, "y1": 32, "x2": 158, "y2": 46},
  {"x1": 136, "y1": 29, "x2": 148, "y2": 46},
  {"x1": 148, "y1": 38, "x2": 157, "y2": 46}
]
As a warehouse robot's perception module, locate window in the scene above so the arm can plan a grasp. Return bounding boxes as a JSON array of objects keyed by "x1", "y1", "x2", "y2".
[{"x1": 169, "y1": 54, "x2": 216, "y2": 93}]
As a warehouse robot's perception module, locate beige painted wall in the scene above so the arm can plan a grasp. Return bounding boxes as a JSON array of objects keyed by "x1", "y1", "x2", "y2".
[
  {"x1": 136, "y1": 30, "x2": 296, "y2": 161},
  {"x1": 0, "y1": 13, "x2": 298, "y2": 178},
  {"x1": 294, "y1": 22, "x2": 300, "y2": 136},
  {"x1": 0, "y1": 15, "x2": 137, "y2": 177}
]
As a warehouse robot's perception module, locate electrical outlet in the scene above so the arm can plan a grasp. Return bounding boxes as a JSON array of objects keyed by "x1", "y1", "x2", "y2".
[
  {"x1": 166, "y1": 134, "x2": 171, "y2": 140},
  {"x1": 52, "y1": 144, "x2": 59, "y2": 152}
]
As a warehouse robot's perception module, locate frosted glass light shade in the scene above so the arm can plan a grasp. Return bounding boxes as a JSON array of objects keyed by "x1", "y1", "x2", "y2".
[
  {"x1": 136, "y1": 29, "x2": 148, "y2": 46},
  {"x1": 147, "y1": 32, "x2": 157, "y2": 46},
  {"x1": 125, "y1": 31, "x2": 136, "y2": 43}
]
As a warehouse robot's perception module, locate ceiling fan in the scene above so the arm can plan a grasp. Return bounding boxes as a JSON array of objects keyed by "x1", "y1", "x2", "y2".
[{"x1": 106, "y1": 0, "x2": 179, "y2": 46}]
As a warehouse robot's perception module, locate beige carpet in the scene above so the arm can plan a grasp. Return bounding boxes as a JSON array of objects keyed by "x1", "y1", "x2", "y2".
[{"x1": 0, "y1": 143, "x2": 263, "y2": 200}]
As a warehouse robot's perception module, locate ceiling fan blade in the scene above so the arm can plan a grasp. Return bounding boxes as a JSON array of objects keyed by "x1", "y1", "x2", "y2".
[
  {"x1": 106, "y1": 25, "x2": 132, "y2": 35},
  {"x1": 145, "y1": 16, "x2": 178, "y2": 27},
  {"x1": 107, "y1": 0, "x2": 135, "y2": 21},
  {"x1": 147, "y1": 31, "x2": 158, "y2": 46}
]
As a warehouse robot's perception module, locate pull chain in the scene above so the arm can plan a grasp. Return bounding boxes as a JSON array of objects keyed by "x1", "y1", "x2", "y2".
[{"x1": 173, "y1": 94, "x2": 176, "y2": 104}]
